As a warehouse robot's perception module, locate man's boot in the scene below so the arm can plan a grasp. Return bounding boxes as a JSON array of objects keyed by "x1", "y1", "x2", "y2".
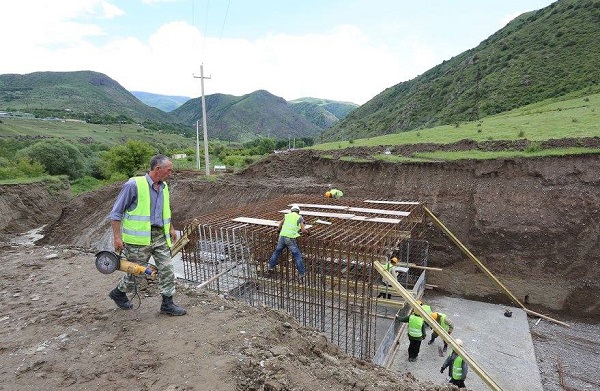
[
  {"x1": 109, "y1": 287, "x2": 133, "y2": 310},
  {"x1": 160, "y1": 295, "x2": 187, "y2": 316}
]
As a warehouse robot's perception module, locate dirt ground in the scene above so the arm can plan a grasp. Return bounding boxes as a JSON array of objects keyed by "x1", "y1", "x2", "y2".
[{"x1": 1, "y1": 138, "x2": 599, "y2": 390}]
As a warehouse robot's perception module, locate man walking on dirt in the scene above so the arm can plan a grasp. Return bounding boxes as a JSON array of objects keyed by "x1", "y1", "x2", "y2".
[{"x1": 108, "y1": 154, "x2": 186, "y2": 316}]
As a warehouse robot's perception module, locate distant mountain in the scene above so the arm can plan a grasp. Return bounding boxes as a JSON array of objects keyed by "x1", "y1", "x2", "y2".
[
  {"x1": 130, "y1": 91, "x2": 190, "y2": 112},
  {"x1": 0, "y1": 71, "x2": 171, "y2": 123},
  {"x1": 324, "y1": 0, "x2": 600, "y2": 141},
  {"x1": 0, "y1": 70, "x2": 353, "y2": 142},
  {"x1": 170, "y1": 90, "x2": 325, "y2": 142},
  {"x1": 289, "y1": 98, "x2": 358, "y2": 129}
]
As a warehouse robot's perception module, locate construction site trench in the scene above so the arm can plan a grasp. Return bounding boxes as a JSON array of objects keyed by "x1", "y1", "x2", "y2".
[{"x1": 1, "y1": 143, "x2": 599, "y2": 391}]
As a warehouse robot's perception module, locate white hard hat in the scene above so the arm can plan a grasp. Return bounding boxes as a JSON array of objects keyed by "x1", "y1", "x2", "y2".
[
  {"x1": 455, "y1": 338, "x2": 463, "y2": 347},
  {"x1": 290, "y1": 204, "x2": 300, "y2": 212}
]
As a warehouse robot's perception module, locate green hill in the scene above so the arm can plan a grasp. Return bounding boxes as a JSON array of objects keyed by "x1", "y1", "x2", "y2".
[
  {"x1": 170, "y1": 90, "x2": 325, "y2": 142},
  {"x1": 0, "y1": 71, "x2": 171, "y2": 123},
  {"x1": 324, "y1": 0, "x2": 600, "y2": 141}
]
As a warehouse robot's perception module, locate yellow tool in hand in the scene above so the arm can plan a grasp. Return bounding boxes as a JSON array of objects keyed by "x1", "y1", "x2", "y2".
[{"x1": 94, "y1": 251, "x2": 157, "y2": 279}]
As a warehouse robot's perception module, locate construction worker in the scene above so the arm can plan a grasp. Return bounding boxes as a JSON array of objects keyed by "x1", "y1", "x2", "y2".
[
  {"x1": 428, "y1": 312, "x2": 454, "y2": 353},
  {"x1": 267, "y1": 204, "x2": 310, "y2": 281},
  {"x1": 417, "y1": 300, "x2": 433, "y2": 316},
  {"x1": 397, "y1": 311, "x2": 426, "y2": 362},
  {"x1": 325, "y1": 188, "x2": 343, "y2": 199},
  {"x1": 377, "y1": 257, "x2": 408, "y2": 298},
  {"x1": 108, "y1": 154, "x2": 186, "y2": 316},
  {"x1": 441, "y1": 338, "x2": 468, "y2": 388}
]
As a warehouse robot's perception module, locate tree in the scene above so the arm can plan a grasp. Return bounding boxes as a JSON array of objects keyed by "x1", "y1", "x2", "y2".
[
  {"x1": 101, "y1": 140, "x2": 156, "y2": 178},
  {"x1": 21, "y1": 139, "x2": 85, "y2": 179}
]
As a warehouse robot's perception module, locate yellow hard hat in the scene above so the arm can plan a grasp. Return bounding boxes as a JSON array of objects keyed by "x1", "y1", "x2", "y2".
[
  {"x1": 391, "y1": 257, "x2": 398, "y2": 264},
  {"x1": 325, "y1": 191, "x2": 332, "y2": 198},
  {"x1": 431, "y1": 312, "x2": 438, "y2": 321}
]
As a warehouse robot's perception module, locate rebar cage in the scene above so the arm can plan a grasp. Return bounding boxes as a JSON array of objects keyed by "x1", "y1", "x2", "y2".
[{"x1": 181, "y1": 196, "x2": 429, "y2": 361}]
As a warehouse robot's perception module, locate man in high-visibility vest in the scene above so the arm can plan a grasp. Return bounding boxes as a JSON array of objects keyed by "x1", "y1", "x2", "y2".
[
  {"x1": 108, "y1": 154, "x2": 186, "y2": 316},
  {"x1": 440, "y1": 338, "x2": 468, "y2": 388},
  {"x1": 325, "y1": 188, "x2": 343, "y2": 199},
  {"x1": 428, "y1": 312, "x2": 455, "y2": 353},
  {"x1": 377, "y1": 257, "x2": 409, "y2": 298},
  {"x1": 267, "y1": 204, "x2": 310, "y2": 281},
  {"x1": 397, "y1": 311, "x2": 427, "y2": 362}
]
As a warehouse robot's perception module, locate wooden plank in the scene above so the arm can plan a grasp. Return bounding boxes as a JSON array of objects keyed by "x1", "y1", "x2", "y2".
[
  {"x1": 347, "y1": 207, "x2": 411, "y2": 217},
  {"x1": 231, "y1": 217, "x2": 313, "y2": 229},
  {"x1": 364, "y1": 200, "x2": 421, "y2": 205}
]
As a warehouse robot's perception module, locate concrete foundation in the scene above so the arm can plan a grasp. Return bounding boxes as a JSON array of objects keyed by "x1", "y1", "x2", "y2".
[{"x1": 390, "y1": 294, "x2": 543, "y2": 391}]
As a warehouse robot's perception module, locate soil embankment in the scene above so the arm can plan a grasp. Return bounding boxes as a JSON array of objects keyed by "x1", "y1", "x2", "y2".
[
  {"x1": 32, "y1": 147, "x2": 599, "y2": 320},
  {"x1": 1, "y1": 144, "x2": 599, "y2": 390}
]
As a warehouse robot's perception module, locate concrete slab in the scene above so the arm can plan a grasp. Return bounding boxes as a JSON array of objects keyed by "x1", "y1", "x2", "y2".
[{"x1": 390, "y1": 295, "x2": 543, "y2": 391}]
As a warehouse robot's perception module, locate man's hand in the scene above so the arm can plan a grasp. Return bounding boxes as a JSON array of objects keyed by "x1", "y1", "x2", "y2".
[{"x1": 114, "y1": 237, "x2": 125, "y2": 253}]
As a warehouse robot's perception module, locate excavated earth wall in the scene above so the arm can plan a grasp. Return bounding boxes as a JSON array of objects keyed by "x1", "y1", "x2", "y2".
[{"x1": 4, "y1": 149, "x2": 598, "y2": 320}]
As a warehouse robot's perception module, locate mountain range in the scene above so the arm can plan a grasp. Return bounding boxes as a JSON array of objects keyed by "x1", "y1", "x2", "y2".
[{"x1": 1, "y1": 0, "x2": 598, "y2": 143}]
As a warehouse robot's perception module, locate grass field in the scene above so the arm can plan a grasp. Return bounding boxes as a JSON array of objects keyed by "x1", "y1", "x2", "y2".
[{"x1": 312, "y1": 91, "x2": 600, "y2": 152}]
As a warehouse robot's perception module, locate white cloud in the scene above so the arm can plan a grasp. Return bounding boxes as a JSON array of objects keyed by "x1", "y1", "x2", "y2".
[{"x1": 0, "y1": 3, "x2": 433, "y2": 105}]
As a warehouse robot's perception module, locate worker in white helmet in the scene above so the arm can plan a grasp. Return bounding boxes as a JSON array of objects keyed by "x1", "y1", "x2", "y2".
[
  {"x1": 267, "y1": 204, "x2": 310, "y2": 281},
  {"x1": 440, "y1": 338, "x2": 468, "y2": 388}
]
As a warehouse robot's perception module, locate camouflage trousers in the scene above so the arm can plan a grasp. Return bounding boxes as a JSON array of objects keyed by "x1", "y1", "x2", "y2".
[{"x1": 117, "y1": 227, "x2": 176, "y2": 297}]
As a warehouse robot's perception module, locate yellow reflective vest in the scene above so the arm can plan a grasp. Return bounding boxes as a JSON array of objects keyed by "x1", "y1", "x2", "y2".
[
  {"x1": 280, "y1": 212, "x2": 301, "y2": 238},
  {"x1": 122, "y1": 176, "x2": 172, "y2": 247}
]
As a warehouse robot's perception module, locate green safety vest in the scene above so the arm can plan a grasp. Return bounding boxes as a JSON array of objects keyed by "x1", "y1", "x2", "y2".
[
  {"x1": 280, "y1": 212, "x2": 301, "y2": 238},
  {"x1": 122, "y1": 176, "x2": 172, "y2": 247},
  {"x1": 452, "y1": 356, "x2": 464, "y2": 380},
  {"x1": 330, "y1": 189, "x2": 343, "y2": 198},
  {"x1": 439, "y1": 313, "x2": 449, "y2": 332},
  {"x1": 421, "y1": 304, "x2": 432, "y2": 314},
  {"x1": 408, "y1": 315, "x2": 424, "y2": 338}
]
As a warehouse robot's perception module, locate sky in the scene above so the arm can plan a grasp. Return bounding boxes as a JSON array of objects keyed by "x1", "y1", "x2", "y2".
[{"x1": 1, "y1": 0, "x2": 557, "y2": 105}]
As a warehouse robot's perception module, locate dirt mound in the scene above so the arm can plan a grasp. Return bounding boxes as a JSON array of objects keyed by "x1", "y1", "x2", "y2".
[
  {"x1": 1, "y1": 143, "x2": 599, "y2": 390},
  {"x1": 27, "y1": 146, "x2": 600, "y2": 320},
  {"x1": 0, "y1": 245, "x2": 452, "y2": 391}
]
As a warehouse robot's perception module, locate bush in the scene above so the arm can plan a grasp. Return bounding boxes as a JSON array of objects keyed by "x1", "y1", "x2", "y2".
[{"x1": 20, "y1": 139, "x2": 85, "y2": 179}]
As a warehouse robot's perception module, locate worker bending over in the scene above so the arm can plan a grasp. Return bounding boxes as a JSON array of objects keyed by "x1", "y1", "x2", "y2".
[
  {"x1": 267, "y1": 204, "x2": 309, "y2": 281},
  {"x1": 428, "y1": 312, "x2": 454, "y2": 353}
]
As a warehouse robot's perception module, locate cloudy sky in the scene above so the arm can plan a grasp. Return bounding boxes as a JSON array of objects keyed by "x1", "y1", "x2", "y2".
[{"x1": 1, "y1": 0, "x2": 555, "y2": 104}]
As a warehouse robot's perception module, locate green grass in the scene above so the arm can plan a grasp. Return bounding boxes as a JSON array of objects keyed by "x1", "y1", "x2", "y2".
[
  {"x1": 311, "y1": 92, "x2": 600, "y2": 151},
  {"x1": 411, "y1": 147, "x2": 600, "y2": 161},
  {"x1": 0, "y1": 118, "x2": 191, "y2": 147},
  {"x1": 0, "y1": 175, "x2": 62, "y2": 185}
]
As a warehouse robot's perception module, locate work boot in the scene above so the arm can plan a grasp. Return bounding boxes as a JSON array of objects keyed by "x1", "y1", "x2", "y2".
[
  {"x1": 109, "y1": 287, "x2": 133, "y2": 310},
  {"x1": 160, "y1": 295, "x2": 187, "y2": 316},
  {"x1": 428, "y1": 339, "x2": 435, "y2": 345}
]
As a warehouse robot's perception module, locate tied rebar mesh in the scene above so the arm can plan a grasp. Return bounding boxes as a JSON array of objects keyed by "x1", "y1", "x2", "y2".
[{"x1": 180, "y1": 196, "x2": 429, "y2": 361}]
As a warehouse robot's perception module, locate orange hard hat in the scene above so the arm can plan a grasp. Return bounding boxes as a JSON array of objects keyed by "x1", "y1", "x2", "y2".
[
  {"x1": 325, "y1": 191, "x2": 332, "y2": 198},
  {"x1": 391, "y1": 257, "x2": 398, "y2": 264}
]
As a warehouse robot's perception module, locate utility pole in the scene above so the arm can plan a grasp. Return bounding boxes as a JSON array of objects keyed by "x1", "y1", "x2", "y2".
[
  {"x1": 193, "y1": 64, "x2": 211, "y2": 176},
  {"x1": 195, "y1": 120, "x2": 200, "y2": 170}
]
